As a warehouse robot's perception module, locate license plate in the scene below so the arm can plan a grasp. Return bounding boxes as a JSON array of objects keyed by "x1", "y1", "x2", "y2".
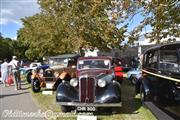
[
  {"x1": 46, "y1": 83, "x2": 54, "y2": 89},
  {"x1": 77, "y1": 106, "x2": 96, "y2": 112}
]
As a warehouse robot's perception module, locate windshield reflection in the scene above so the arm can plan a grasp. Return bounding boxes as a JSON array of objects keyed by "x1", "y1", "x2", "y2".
[
  {"x1": 78, "y1": 59, "x2": 110, "y2": 70},
  {"x1": 160, "y1": 50, "x2": 180, "y2": 73},
  {"x1": 49, "y1": 58, "x2": 68, "y2": 66}
]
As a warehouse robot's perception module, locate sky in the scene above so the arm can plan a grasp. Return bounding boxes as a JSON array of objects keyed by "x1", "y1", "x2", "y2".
[
  {"x1": 0, "y1": 0, "x2": 40, "y2": 39},
  {"x1": 1, "y1": 0, "x2": 147, "y2": 40},
  {"x1": 0, "y1": 0, "x2": 152, "y2": 44}
]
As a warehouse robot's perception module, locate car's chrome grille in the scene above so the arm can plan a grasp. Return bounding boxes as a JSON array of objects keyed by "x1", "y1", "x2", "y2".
[{"x1": 79, "y1": 77, "x2": 95, "y2": 103}]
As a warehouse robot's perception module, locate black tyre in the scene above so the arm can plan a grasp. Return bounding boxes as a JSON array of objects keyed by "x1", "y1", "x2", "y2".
[
  {"x1": 26, "y1": 71, "x2": 32, "y2": 83},
  {"x1": 32, "y1": 78, "x2": 41, "y2": 92},
  {"x1": 61, "y1": 106, "x2": 71, "y2": 113},
  {"x1": 130, "y1": 76, "x2": 137, "y2": 85}
]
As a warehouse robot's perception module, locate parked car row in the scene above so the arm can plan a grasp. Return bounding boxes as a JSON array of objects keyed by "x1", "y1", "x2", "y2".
[
  {"x1": 27, "y1": 43, "x2": 180, "y2": 115},
  {"x1": 29, "y1": 54, "x2": 122, "y2": 112}
]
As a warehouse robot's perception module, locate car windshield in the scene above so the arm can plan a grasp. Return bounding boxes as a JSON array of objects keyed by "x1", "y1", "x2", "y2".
[
  {"x1": 49, "y1": 58, "x2": 68, "y2": 66},
  {"x1": 160, "y1": 50, "x2": 177, "y2": 62},
  {"x1": 160, "y1": 50, "x2": 180, "y2": 73},
  {"x1": 78, "y1": 59, "x2": 110, "y2": 70}
]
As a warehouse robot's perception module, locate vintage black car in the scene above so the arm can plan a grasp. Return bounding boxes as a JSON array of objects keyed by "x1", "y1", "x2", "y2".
[
  {"x1": 25, "y1": 63, "x2": 49, "y2": 83},
  {"x1": 56, "y1": 56, "x2": 122, "y2": 112},
  {"x1": 135, "y1": 43, "x2": 180, "y2": 106},
  {"x1": 31, "y1": 54, "x2": 79, "y2": 92}
]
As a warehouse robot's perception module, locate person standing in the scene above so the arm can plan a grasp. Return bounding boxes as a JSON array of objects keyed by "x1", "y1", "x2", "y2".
[
  {"x1": 1, "y1": 58, "x2": 9, "y2": 87},
  {"x1": 9, "y1": 56, "x2": 21, "y2": 90}
]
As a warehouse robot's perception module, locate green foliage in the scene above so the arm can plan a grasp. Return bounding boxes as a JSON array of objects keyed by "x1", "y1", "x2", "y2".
[
  {"x1": 18, "y1": 0, "x2": 128, "y2": 59},
  {"x1": 0, "y1": 37, "x2": 13, "y2": 61},
  {"x1": 18, "y1": 0, "x2": 180, "y2": 59},
  {"x1": 0, "y1": 33, "x2": 27, "y2": 61},
  {"x1": 129, "y1": 0, "x2": 180, "y2": 43}
]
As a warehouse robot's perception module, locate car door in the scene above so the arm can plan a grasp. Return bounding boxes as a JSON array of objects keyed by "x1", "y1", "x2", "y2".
[{"x1": 142, "y1": 49, "x2": 160, "y2": 95}]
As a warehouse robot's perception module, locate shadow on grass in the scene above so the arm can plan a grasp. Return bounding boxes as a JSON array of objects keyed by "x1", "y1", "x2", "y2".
[
  {"x1": 93, "y1": 98, "x2": 142, "y2": 116},
  {"x1": 0, "y1": 91, "x2": 29, "y2": 98}
]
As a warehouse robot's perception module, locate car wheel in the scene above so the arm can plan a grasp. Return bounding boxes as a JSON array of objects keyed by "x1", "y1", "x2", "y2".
[
  {"x1": 61, "y1": 106, "x2": 71, "y2": 113},
  {"x1": 26, "y1": 72, "x2": 32, "y2": 83},
  {"x1": 140, "y1": 84, "x2": 150, "y2": 105},
  {"x1": 32, "y1": 78, "x2": 41, "y2": 92},
  {"x1": 130, "y1": 76, "x2": 137, "y2": 85}
]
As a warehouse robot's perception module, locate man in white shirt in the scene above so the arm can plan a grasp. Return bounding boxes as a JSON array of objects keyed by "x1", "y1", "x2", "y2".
[
  {"x1": 9, "y1": 56, "x2": 21, "y2": 90},
  {"x1": 1, "y1": 58, "x2": 9, "y2": 87}
]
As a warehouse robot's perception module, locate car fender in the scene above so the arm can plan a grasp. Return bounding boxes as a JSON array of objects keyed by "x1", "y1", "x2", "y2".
[
  {"x1": 127, "y1": 70, "x2": 142, "y2": 80},
  {"x1": 135, "y1": 77, "x2": 150, "y2": 95},
  {"x1": 95, "y1": 81, "x2": 121, "y2": 103},
  {"x1": 56, "y1": 81, "x2": 78, "y2": 102},
  {"x1": 140, "y1": 77, "x2": 151, "y2": 95}
]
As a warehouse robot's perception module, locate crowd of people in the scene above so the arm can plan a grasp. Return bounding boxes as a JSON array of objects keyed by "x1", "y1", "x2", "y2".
[{"x1": 1, "y1": 56, "x2": 21, "y2": 90}]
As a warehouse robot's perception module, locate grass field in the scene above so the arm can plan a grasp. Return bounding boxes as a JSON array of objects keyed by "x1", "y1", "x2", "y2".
[{"x1": 30, "y1": 79, "x2": 157, "y2": 120}]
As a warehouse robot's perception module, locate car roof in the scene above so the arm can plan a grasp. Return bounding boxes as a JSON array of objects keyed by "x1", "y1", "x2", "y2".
[
  {"x1": 144, "y1": 43, "x2": 180, "y2": 53},
  {"x1": 160, "y1": 43, "x2": 180, "y2": 50},
  {"x1": 78, "y1": 56, "x2": 112, "y2": 60},
  {"x1": 48, "y1": 54, "x2": 80, "y2": 59}
]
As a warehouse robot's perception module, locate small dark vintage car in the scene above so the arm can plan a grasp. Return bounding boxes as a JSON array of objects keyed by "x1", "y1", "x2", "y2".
[
  {"x1": 31, "y1": 54, "x2": 79, "y2": 92},
  {"x1": 135, "y1": 43, "x2": 180, "y2": 106},
  {"x1": 25, "y1": 63, "x2": 49, "y2": 83},
  {"x1": 56, "y1": 56, "x2": 122, "y2": 112}
]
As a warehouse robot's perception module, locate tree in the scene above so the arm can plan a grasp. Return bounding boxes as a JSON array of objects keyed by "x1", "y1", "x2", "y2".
[
  {"x1": 18, "y1": 0, "x2": 179, "y2": 60},
  {"x1": 126, "y1": 0, "x2": 180, "y2": 43},
  {"x1": 0, "y1": 33, "x2": 27, "y2": 61},
  {"x1": 0, "y1": 33, "x2": 3, "y2": 39},
  {"x1": 0, "y1": 35, "x2": 13, "y2": 60},
  {"x1": 18, "y1": 0, "x2": 128, "y2": 59}
]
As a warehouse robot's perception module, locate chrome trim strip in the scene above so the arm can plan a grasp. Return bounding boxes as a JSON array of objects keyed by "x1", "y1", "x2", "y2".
[
  {"x1": 57, "y1": 102, "x2": 122, "y2": 107},
  {"x1": 142, "y1": 69, "x2": 180, "y2": 82},
  {"x1": 79, "y1": 76, "x2": 96, "y2": 102}
]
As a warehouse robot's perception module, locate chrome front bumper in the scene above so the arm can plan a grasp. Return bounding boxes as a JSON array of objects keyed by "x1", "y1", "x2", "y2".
[{"x1": 57, "y1": 102, "x2": 122, "y2": 107}]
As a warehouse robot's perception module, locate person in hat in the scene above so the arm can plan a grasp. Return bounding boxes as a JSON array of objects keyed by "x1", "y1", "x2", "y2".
[
  {"x1": 1, "y1": 58, "x2": 9, "y2": 87},
  {"x1": 9, "y1": 56, "x2": 21, "y2": 90}
]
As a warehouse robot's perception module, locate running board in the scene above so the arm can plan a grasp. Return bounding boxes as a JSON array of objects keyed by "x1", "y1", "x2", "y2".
[{"x1": 144, "y1": 102, "x2": 174, "y2": 120}]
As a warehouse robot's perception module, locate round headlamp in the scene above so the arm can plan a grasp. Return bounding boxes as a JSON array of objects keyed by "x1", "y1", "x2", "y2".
[
  {"x1": 39, "y1": 69, "x2": 44, "y2": 77},
  {"x1": 98, "y1": 79, "x2": 106, "y2": 88},
  {"x1": 70, "y1": 78, "x2": 78, "y2": 87},
  {"x1": 39, "y1": 69, "x2": 44, "y2": 74}
]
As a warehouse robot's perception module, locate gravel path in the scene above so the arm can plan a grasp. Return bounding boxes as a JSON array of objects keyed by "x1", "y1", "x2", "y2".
[{"x1": 0, "y1": 81, "x2": 45, "y2": 120}]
